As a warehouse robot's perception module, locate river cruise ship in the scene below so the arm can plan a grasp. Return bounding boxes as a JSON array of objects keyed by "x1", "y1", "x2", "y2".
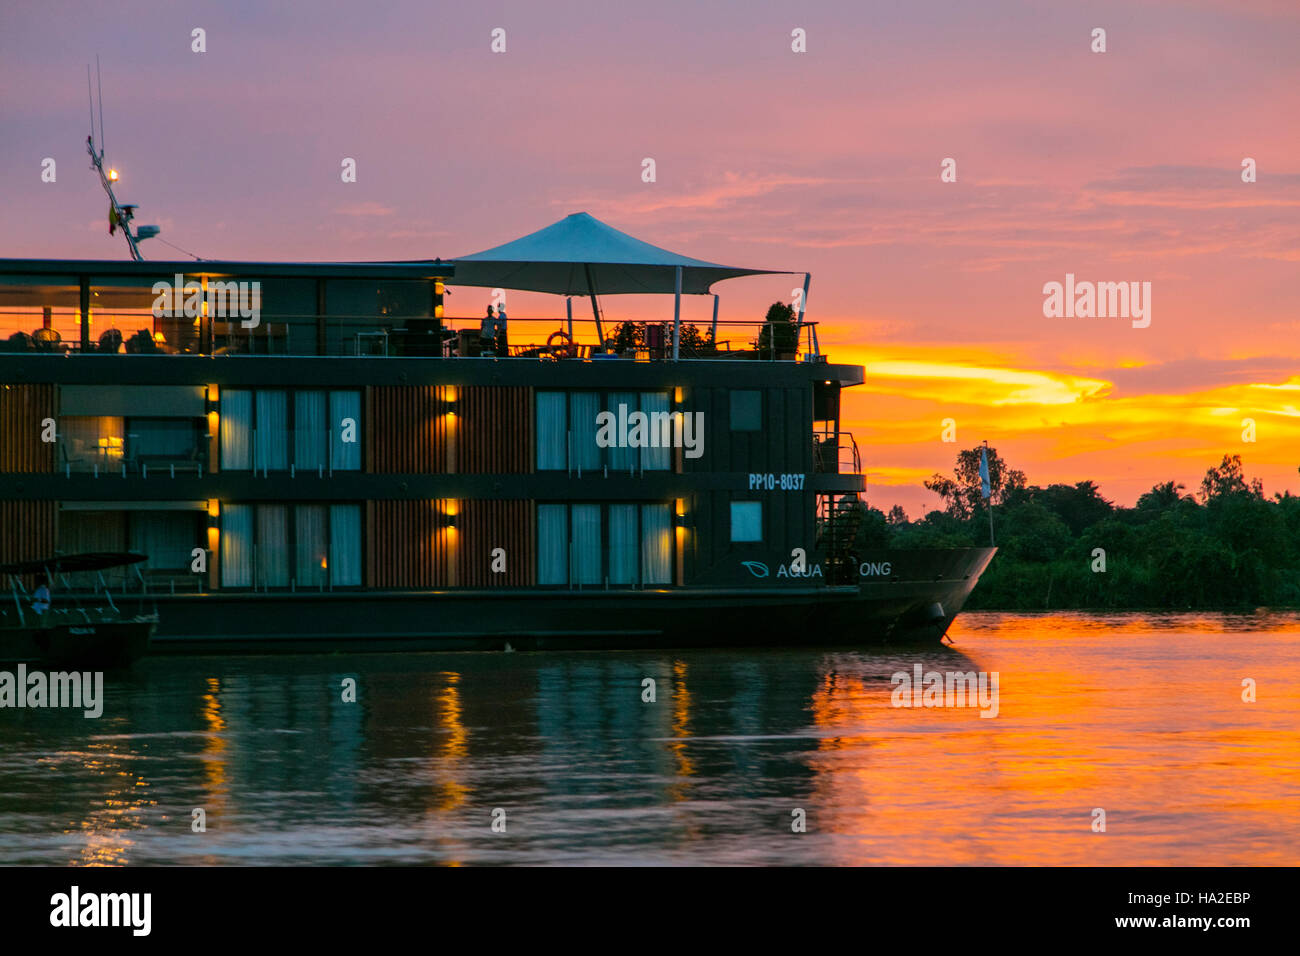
[{"x1": 0, "y1": 213, "x2": 994, "y2": 652}]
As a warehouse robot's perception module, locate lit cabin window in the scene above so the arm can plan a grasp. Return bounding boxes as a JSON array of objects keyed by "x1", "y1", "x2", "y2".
[
  {"x1": 221, "y1": 389, "x2": 360, "y2": 472},
  {"x1": 536, "y1": 391, "x2": 671, "y2": 472},
  {"x1": 221, "y1": 502, "x2": 360, "y2": 588},
  {"x1": 536, "y1": 502, "x2": 673, "y2": 587}
]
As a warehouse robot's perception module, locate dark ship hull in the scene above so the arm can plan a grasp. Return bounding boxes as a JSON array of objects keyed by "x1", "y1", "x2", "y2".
[{"x1": 146, "y1": 548, "x2": 996, "y2": 653}]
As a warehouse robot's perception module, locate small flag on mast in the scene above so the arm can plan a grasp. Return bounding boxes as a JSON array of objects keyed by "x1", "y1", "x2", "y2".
[{"x1": 979, "y1": 443, "x2": 992, "y2": 500}]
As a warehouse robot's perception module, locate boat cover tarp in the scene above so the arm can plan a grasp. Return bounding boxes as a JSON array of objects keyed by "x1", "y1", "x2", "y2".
[
  {"x1": 450, "y1": 212, "x2": 791, "y2": 295},
  {"x1": 0, "y1": 552, "x2": 148, "y2": 575}
]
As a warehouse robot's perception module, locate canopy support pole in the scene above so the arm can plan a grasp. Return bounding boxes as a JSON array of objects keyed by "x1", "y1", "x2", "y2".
[
  {"x1": 794, "y1": 272, "x2": 811, "y2": 355},
  {"x1": 566, "y1": 297, "x2": 573, "y2": 339},
  {"x1": 672, "y1": 265, "x2": 682, "y2": 361},
  {"x1": 710, "y1": 294, "x2": 719, "y2": 343},
  {"x1": 583, "y1": 263, "x2": 604, "y2": 345}
]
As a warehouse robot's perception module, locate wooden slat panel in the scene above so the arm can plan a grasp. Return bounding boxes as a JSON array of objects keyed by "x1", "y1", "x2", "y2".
[
  {"x1": 371, "y1": 499, "x2": 456, "y2": 587},
  {"x1": 369, "y1": 498, "x2": 535, "y2": 589},
  {"x1": 0, "y1": 384, "x2": 55, "y2": 472},
  {"x1": 458, "y1": 499, "x2": 536, "y2": 587},
  {"x1": 370, "y1": 386, "x2": 447, "y2": 473},
  {"x1": 369, "y1": 386, "x2": 532, "y2": 475},
  {"x1": 0, "y1": 501, "x2": 57, "y2": 569},
  {"x1": 459, "y1": 386, "x2": 533, "y2": 473}
]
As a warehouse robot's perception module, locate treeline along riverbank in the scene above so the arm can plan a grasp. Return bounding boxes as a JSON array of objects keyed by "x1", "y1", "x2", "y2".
[{"x1": 856, "y1": 449, "x2": 1300, "y2": 610}]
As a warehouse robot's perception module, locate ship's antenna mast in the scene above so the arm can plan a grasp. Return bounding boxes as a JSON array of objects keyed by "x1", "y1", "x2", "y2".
[{"x1": 86, "y1": 57, "x2": 159, "y2": 261}]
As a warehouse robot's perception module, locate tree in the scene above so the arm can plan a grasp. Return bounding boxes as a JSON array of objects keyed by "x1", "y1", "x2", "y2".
[
  {"x1": 755, "y1": 301, "x2": 798, "y2": 356},
  {"x1": 677, "y1": 322, "x2": 712, "y2": 356},
  {"x1": 886, "y1": 504, "x2": 909, "y2": 525},
  {"x1": 853, "y1": 504, "x2": 892, "y2": 550},
  {"x1": 1035, "y1": 480, "x2": 1114, "y2": 536},
  {"x1": 924, "y1": 446, "x2": 1026, "y2": 519},
  {"x1": 997, "y1": 502, "x2": 1072, "y2": 563},
  {"x1": 1198, "y1": 454, "x2": 1263, "y2": 502},
  {"x1": 609, "y1": 321, "x2": 644, "y2": 351},
  {"x1": 1137, "y1": 480, "x2": 1189, "y2": 511}
]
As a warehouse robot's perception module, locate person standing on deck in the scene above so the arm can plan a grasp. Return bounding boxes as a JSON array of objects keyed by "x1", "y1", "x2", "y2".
[
  {"x1": 480, "y1": 305, "x2": 497, "y2": 356},
  {"x1": 494, "y1": 303, "x2": 509, "y2": 356}
]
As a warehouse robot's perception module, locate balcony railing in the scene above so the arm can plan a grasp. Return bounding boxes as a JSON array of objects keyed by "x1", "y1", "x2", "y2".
[
  {"x1": 813, "y1": 430, "x2": 861, "y2": 474},
  {"x1": 0, "y1": 310, "x2": 823, "y2": 361}
]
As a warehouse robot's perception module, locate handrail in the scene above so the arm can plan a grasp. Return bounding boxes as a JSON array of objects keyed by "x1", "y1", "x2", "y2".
[
  {"x1": 0, "y1": 310, "x2": 822, "y2": 361},
  {"x1": 813, "y1": 430, "x2": 862, "y2": 475}
]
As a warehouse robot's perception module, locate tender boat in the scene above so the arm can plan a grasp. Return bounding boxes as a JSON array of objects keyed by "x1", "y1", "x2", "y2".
[{"x1": 0, "y1": 552, "x2": 156, "y2": 667}]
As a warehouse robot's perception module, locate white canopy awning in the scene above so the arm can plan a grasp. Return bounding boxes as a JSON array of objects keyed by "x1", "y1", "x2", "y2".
[{"x1": 449, "y1": 212, "x2": 790, "y2": 295}]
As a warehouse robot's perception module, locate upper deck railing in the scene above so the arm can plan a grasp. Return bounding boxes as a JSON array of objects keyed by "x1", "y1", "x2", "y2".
[{"x1": 0, "y1": 311, "x2": 823, "y2": 362}]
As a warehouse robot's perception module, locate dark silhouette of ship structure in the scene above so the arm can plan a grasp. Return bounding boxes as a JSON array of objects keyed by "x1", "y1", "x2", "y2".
[{"x1": 0, "y1": 211, "x2": 995, "y2": 652}]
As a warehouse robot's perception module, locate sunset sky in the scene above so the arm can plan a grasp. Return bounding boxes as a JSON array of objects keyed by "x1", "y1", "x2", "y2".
[{"x1": 3, "y1": 0, "x2": 1297, "y2": 516}]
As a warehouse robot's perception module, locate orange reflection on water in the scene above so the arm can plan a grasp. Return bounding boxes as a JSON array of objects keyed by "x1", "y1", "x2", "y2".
[
  {"x1": 667, "y1": 659, "x2": 696, "y2": 789},
  {"x1": 804, "y1": 612, "x2": 1300, "y2": 865},
  {"x1": 68, "y1": 754, "x2": 156, "y2": 867},
  {"x1": 199, "y1": 677, "x2": 227, "y2": 799},
  {"x1": 432, "y1": 671, "x2": 469, "y2": 812}
]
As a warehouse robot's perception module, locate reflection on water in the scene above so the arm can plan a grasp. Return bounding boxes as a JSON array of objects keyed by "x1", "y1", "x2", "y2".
[{"x1": 1, "y1": 611, "x2": 1297, "y2": 865}]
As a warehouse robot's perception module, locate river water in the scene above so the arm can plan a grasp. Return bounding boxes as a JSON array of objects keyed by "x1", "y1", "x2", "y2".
[{"x1": 1, "y1": 611, "x2": 1297, "y2": 866}]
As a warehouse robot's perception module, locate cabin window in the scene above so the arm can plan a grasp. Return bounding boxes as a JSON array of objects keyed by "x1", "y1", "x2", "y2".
[
  {"x1": 329, "y1": 391, "x2": 362, "y2": 471},
  {"x1": 640, "y1": 504, "x2": 672, "y2": 583},
  {"x1": 570, "y1": 504, "x2": 602, "y2": 584},
  {"x1": 537, "y1": 504, "x2": 568, "y2": 583},
  {"x1": 638, "y1": 392, "x2": 671, "y2": 471},
  {"x1": 536, "y1": 502, "x2": 673, "y2": 586},
  {"x1": 536, "y1": 393, "x2": 567, "y2": 471},
  {"x1": 730, "y1": 390, "x2": 761, "y2": 431},
  {"x1": 568, "y1": 393, "x2": 602, "y2": 473},
  {"x1": 221, "y1": 502, "x2": 361, "y2": 588},
  {"x1": 129, "y1": 511, "x2": 202, "y2": 572},
  {"x1": 295, "y1": 505, "x2": 328, "y2": 587},
  {"x1": 58, "y1": 416, "x2": 126, "y2": 472},
  {"x1": 220, "y1": 388, "x2": 361, "y2": 472},
  {"x1": 536, "y1": 390, "x2": 672, "y2": 472},
  {"x1": 329, "y1": 505, "x2": 362, "y2": 585},
  {"x1": 59, "y1": 508, "x2": 203, "y2": 590},
  {"x1": 608, "y1": 504, "x2": 638, "y2": 583},
  {"x1": 607, "y1": 393, "x2": 638, "y2": 472},
  {"x1": 220, "y1": 504, "x2": 254, "y2": 587},
  {"x1": 256, "y1": 504, "x2": 291, "y2": 587},
  {"x1": 220, "y1": 390, "x2": 254, "y2": 470},
  {"x1": 255, "y1": 393, "x2": 289, "y2": 472},
  {"x1": 130, "y1": 418, "x2": 194, "y2": 456},
  {"x1": 294, "y1": 392, "x2": 328, "y2": 470},
  {"x1": 730, "y1": 501, "x2": 763, "y2": 542},
  {"x1": 60, "y1": 415, "x2": 205, "y2": 472},
  {"x1": 128, "y1": 418, "x2": 206, "y2": 471}
]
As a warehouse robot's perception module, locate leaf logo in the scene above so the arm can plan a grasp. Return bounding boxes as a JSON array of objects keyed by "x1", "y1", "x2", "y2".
[{"x1": 741, "y1": 561, "x2": 770, "y2": 578}]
